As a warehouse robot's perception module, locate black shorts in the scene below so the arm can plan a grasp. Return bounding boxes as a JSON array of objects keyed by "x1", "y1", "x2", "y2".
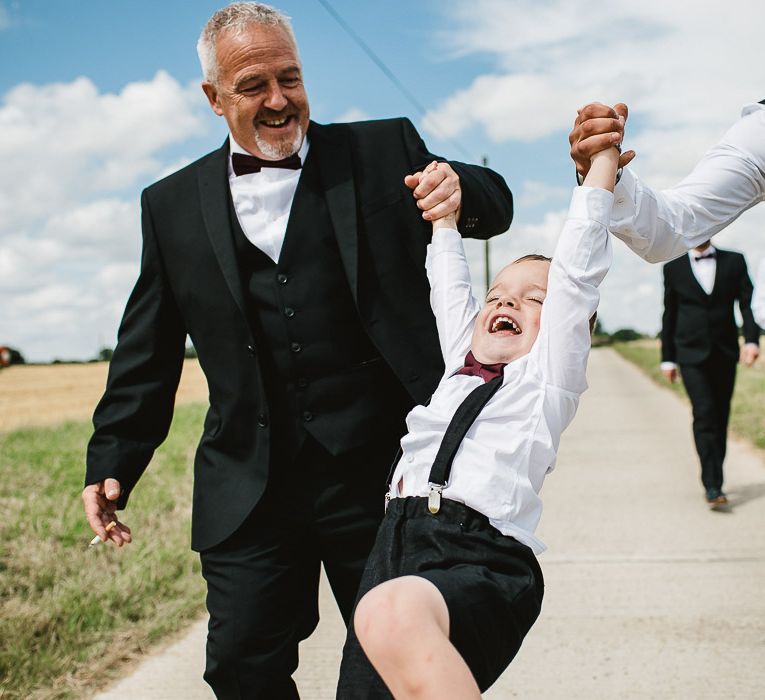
[{"x1": 336, "y1": 496, "x2": 544, "y2": 699}]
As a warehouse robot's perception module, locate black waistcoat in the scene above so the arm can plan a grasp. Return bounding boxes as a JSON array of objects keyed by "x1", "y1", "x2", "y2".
[{"x1": 230, "y1": 152, "x2": 410, "y2": 460}]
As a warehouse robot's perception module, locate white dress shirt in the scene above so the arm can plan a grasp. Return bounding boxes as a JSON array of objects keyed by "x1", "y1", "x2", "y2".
[
  {"x1": 389, "y1": 187, "x2": 613, "y2": 553},
  {"x1": 689, "y1": 246, "x2": 718, "y2": 295},
  {"x1": 752, "y1": 259, "x2": 765, "y2": 328},
  {"x1": 610, "y1": 102, "x2": 765, "y2": 263},
  {"x1": 228, "y1": 135, "x2": 310, "y2": 263}
]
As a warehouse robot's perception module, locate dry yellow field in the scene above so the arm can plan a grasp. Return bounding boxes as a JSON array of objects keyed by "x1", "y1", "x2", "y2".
[{"x1": 0, "y1": 359, "x2": 208, "y2": 432}]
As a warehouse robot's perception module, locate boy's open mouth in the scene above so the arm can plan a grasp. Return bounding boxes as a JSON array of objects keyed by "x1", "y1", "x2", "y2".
[{"x1": 490, "y1": 314, "x2": 522, "y2": 335}]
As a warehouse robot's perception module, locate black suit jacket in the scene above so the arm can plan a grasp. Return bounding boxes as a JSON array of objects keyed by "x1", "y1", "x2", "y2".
[
  {"x1": 661, "y1": 249, "x2": 759, "y2": 366},
  {"x1": 86, "y1": 118, "x2": 513, "y2": 551}
]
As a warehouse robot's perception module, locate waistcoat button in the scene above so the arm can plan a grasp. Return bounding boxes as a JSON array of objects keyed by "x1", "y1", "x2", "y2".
[
  {"x1": 277, "y1": 273, "x2": 289, "y2": 284},
  {"x1": 303, "y1": 411, "x2": 314, "y2": 422},
  {"x1": 257, "y1": 414, "x2": 268, "y2": 428},
  {"x1": 290, "y1": 342, "x2": 302, "y2": 353},
  {"x1": 284, "y1": 307, "x2": 295, "y2": 318}
]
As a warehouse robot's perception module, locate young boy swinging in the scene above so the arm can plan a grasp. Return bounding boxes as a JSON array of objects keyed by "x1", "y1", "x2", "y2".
[{"x1": 335, "y1": 133, "x2": 622, "y2": 699}]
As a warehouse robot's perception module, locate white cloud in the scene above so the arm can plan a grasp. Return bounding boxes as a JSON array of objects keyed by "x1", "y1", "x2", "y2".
[
  {"x1": 0, "y1": 71, "x2": 206, "y2": 232},
  {"x1": 423, "y1": 73, "x2": 589, "y2": 143},
  {"x1": 427, "y1": 0, "x2": 763, "y2": 176},
  {"x1": 0, "y1": 3, "x2": 9, "y2": 30},
  {"x1": 429, "y1": 0, "x2": 765, "y2": 336},
  {"x1": 40, "y1": 199, "x2": 139, "y2": 255},
  {"x1": 516, "y1": 180, "x2": 572, "y2": 210},
  {"x1": 0, "y1": 72, "x2": 211, "y2": 361},
  {"x1": 334, "y1": 107, "x2": 371, "y2": 123},
  {"x1": 155, "y1": 156, "x2": 199, "y2": 180}
]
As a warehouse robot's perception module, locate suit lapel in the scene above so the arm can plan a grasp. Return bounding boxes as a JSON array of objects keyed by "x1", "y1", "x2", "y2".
[
  {"x1": 710, "y1": 249, "x2": 728, "y2": 297},
  {"x1": 309, "y1": 122, "x2": 359, "y2": 302},
  {"x1": 197, "y1": 140, "x2": 250, "y2": 324}
]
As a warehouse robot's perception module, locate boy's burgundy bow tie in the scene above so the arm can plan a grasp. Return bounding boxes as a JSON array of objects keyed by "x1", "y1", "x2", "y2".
[
  {"x1": 232, "y1": 152, "x2": 302, "y2": 176},
  {"x1": 455, "y1": 351, "x2": 506, "y2": 383}
]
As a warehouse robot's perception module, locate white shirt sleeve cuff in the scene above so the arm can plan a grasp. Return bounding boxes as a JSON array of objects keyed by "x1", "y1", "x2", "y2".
[
  {"x1": 612, "y1": 167, "x2": 637, "y2": 205},
  {"x1": 660, "y1": 361, "x2": 677, "y2": 371},
  {"x1": 428, "y1": 227, "x2": 463, "y2": 254},
  {"x1": 567, "y1": 186, "x2": 615, "y2": 228}
]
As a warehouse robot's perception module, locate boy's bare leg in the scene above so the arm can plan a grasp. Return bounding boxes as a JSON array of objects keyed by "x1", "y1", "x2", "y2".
[{"x1": 354, "y1": 576, "x2": 481, "y2": 699}]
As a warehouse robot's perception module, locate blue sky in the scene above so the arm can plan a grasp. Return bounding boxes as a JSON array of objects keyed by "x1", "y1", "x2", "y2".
[{"x1": 1, "y1": 0, "x2": 764, "y2": 361}]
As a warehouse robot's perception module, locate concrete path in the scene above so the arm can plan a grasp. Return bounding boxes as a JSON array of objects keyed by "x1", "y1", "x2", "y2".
[{"x1": 94, "y1": 348, "x2": 765, "y2": 699}]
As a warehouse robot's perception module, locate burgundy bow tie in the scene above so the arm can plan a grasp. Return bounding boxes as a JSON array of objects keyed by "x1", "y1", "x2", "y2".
[
  {"x1": 695, "y1": 251, "x2": 716, "y2": 261},
  {"x1": 455, "y1": 351, "x2": 506, "y2": 383},
  {"x1": 232, "y1": 152, "x2": 302, "y2": 176}
]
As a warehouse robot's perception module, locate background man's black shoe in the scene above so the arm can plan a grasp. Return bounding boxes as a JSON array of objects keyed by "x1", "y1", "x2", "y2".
[{"x1": 705, "y1": 489, "x2": 728, "y2": 508}]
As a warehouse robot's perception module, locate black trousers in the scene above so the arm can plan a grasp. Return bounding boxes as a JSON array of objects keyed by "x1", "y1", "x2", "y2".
[
  {"x1": 336, "y1": 497, "x2": 543, "y2": 699},
  {"x1": 200, "y1": 433, "x2": 394, "y2": 699},
  {"x1": 679, "y1": 354, "x2": 737, "y2": 492}
]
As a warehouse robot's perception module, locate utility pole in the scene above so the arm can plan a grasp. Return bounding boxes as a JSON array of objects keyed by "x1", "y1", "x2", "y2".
[{"x1": 482, "y1": 155, "x2": 490, "y2": 290}]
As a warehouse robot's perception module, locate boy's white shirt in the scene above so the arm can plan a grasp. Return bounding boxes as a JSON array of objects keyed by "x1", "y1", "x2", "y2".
[{"x1": 390, "y1": 186, "x2": 613, "y2": 554}]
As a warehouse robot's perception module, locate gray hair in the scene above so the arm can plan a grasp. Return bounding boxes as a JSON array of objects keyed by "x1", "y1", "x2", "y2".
[{"x1": 197, "y1": 2, "x2": 298, "y2": 85}]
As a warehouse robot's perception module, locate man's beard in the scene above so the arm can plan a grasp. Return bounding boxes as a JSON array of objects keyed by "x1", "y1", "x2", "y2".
[{"x1": 254, "y1": 123, "x2": 305, "y2": 159}]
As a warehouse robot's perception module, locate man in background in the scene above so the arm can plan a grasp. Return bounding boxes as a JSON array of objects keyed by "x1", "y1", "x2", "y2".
[{"x1": 660, "y1": 240, "x2": 759, "y2": 506}]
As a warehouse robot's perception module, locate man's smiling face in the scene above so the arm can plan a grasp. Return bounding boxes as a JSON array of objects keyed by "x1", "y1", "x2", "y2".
[
  {"x1": 470, "y1": 258, "x2": 550, "y2": 364},
  {"x1": 202, "y1": 23, "x2": 310, "y2": 159}
]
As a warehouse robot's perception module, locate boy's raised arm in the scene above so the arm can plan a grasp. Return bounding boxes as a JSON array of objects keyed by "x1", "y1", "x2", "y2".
[
  {"x1": 534, "y1": 140, "x2": 618, "y2": 394},
  {"x1": 422, "y1": 162, "x2": 479, "y2": 367},
  {"x1": 583, "y1": 140, "x2": 622, "y2": 192}
]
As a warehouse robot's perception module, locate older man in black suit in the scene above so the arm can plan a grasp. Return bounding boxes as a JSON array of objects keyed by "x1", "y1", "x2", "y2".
[
  {"x1": 660, "y1": 241, "x2": 759, "y2": 508},
  {"x1": 81, "y1": 3, "x2": 513, "y2": 698}
]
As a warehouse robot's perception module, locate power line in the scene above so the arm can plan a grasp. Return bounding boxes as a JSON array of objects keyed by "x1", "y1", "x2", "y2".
[{"x1": 315, "y1": 0, "x2": 476, "y2": 162}]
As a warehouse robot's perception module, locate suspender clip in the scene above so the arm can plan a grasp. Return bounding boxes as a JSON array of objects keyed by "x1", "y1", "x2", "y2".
[{"x1": 427, "y1": 483, "x2": 443, "y2": 514}]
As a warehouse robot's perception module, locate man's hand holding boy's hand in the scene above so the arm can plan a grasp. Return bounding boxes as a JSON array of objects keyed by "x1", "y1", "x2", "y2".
[
  {"x1": 405, "y1": 160, "x2": 461, "y2": 223},
  {"x1": 570, "y1": 102, "x2": 636, "y2": 178}
]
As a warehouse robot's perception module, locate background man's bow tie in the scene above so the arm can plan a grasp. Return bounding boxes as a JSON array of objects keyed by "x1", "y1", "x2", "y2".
[
  {"x1": 232, "y1": 152, "x2": 302, "y2": 176},
  {"x1": 694, "y1": 251, "x2": 716, "y2": 261}
]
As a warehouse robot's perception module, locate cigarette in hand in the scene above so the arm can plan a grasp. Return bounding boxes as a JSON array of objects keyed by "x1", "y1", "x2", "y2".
[{"x1": 88, "y1": 520, "x2": 117, "y2": 548}]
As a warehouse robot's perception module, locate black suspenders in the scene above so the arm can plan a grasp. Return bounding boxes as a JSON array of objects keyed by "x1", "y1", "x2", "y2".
[{"x1": 386, "y1": 375, "x2": 504, "y2": 514}]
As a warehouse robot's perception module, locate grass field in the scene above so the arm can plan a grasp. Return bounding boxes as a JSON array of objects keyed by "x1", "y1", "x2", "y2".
[
  {"x1": 613, "y1": 340, "x2": 765, "y2": 450},
  {"x1": 0, "y1": 360, "x2": 207, "y2": 432},
  {"x1": 0, "y1": 364, "x2": 209, "y2": 700}
]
